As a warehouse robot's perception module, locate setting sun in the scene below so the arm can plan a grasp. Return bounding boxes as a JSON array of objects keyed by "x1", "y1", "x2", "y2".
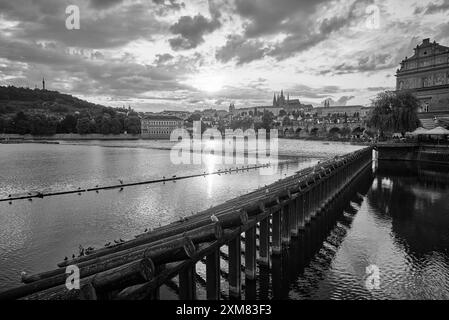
[{"x1": 190, "y1": 73, "x2": 225, "y2": 93}]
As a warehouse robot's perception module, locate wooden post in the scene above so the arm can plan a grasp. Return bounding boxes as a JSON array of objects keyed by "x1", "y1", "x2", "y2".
[
  {"x1": 290, "y1": 196, "x2": 298, "y2": 236},
  {"x1": 281, "y1": 203, "x2": 290, "y2": 244},
  {"x1": 245, "y1": 226, "x2": 257, "y2": 280},
  {"x1": 206, "y1": 249, "x2": 220, "y2": 300},
  {"x1": 304, "y1": 191, "x2": 311, "y2": 224},
  {"x1": 228, "y1": 236, "x2": 241, "y2": 298},
  {"x1": 309, "y1": 182, "x2": 317, "y2": 218},
  {"x1": 258, "y1": 219, "x2": 270, "y2": 266},
  {"x1": 179, "y1": 264, "x2": 196, "y2": 300},
  {"x1": 297, "y1": 194, "x2": 305, "y2": 231},
  {"x1": 272, "y1": 208, "x2": 282, "y2": 255}
]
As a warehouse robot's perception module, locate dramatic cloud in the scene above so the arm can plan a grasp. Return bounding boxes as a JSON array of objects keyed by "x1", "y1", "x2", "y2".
[
  {"x1": 169, "y1": 14, "x2": 221, "y2": 50},
  {"x1": 216, "y1": 35, "x2": 269, "y2": 65},
  {"x1": 415, "y1": 1, "x2": 449, "y2": 14},
  {"x1": 0, "y1": 0, "x2": 447, "y2": 110}
]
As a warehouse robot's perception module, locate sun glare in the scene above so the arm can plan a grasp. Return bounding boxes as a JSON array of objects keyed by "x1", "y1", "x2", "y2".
[{"x1": 190, "y1": 73, "x2": 224, "y2": 93}]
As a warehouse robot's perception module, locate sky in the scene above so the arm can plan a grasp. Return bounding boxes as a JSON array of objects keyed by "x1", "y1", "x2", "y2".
[{"x1": 0, "y1": 0, "x2": 449, "y2": 112}]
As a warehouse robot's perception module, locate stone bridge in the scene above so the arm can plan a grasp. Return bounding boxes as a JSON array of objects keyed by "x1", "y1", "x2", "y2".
[{"x1": 278, "y1": 121, "x2": 367, "y2": 138}]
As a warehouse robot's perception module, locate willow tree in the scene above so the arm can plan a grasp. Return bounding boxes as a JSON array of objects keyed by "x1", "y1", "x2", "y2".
[{"x1": 367, "y1": 91, "x2": 421, "y2": 136}]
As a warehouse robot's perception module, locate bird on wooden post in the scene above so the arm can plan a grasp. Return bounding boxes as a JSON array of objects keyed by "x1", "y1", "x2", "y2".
[{"x1": 210, "y1": 214, "x2": 219, "y2": 222}]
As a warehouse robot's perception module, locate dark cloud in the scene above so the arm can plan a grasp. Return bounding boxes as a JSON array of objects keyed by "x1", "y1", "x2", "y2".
[
  {"x1": 215, "y1": 35, "x2": 269, "y2": 65},
  {"x1": 152, "y1": 0, "x2": 185, "y2": 14},
  {"x1": 217, "y1": 0, "x2": 369, "y2": 64},
  {"x1": 415, "y1": 1, "x2": 449, "y2": 14},
  {"x1": 169, "y1": 14, "x2": 221, "y2": 50},
  {"x1": 234, "y1": 0, "x2": 329, "y2": 38},
  {"x1": 0, "y1": 1, "x2": 167, "y2": 49},
  {"x1": 154, "y1": 53, "x2": 175, "y2": 65},
  {"x1": 89, "y1": 0, "x2": 124, "y2": 9},
  {"x1": 0, "y1": 34, "x2": 200, "y2": 100}
]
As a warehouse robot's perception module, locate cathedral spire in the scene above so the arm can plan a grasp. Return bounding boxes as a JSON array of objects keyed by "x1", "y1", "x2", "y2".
[
  {"x1": 42, "y1": 77, "x2": 45, "y2": 91},
  {"x1": 273, "y1": 93, "x2": 277, "y2": 107}
]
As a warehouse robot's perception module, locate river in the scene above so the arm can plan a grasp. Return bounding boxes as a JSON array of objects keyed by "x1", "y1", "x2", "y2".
[{"x1": 1, "y1": 140, "x2": 448, "y2": 299}]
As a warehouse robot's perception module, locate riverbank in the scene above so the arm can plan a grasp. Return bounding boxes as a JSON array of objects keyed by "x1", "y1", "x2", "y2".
[{"x1": 0, "y1": 133, "x2": 141, "y2": 141}]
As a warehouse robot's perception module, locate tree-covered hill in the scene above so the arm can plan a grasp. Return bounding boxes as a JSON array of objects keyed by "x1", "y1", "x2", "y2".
[{"x1": 0, "y1": 86, "x2": 141, "y2": 135}]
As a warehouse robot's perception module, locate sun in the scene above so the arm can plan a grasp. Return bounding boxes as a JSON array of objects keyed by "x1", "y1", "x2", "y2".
[{"x1": 190, "y1": 73, "x2": 224, "y2": 93}]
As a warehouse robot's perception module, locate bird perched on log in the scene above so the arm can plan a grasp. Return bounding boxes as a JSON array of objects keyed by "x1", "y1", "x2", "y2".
[
  {"x1": 119, "y1": 238, "x2": 124, "y2": 243},
  {"x1": 20, "y1": 271, "x2": 27, "y2": 281},
  {"x1": 114, "y1": 240, "x2": 119, "y2": 244},
  {"x1": 144, "y1": 228, "x2": 148, "y2": 232},
  {"x1": 210, "y1": 214, "x2": 219, "y2": 222},
  {"x1": 72, "y1": 254, "x2": 76, "y2": 259},
  {"x1": 8, "y1": 194, "x2": 11, "y2": 198},
  {"x1": 64, "y1": 256, "x2": 68, "y2": 262},
  {"x1": 104, "y1": 242, "x2": 111, "y2": 247},
  {"x1": 118, "y1": 179, "x2": 124, "y2": 185}
]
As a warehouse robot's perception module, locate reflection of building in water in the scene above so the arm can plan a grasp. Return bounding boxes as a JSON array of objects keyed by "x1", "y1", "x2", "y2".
[
  {"x1": 396, "y1": 38, "x2": 449, "y2": 115},
  {"x1": 141, "y1": 115, "x2": 183, "y2": 139}
]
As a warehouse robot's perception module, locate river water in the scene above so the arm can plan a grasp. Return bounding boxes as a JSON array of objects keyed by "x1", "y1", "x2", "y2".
[{"x1": 0, "y1": 140, "x2": 448, "y2": 299}]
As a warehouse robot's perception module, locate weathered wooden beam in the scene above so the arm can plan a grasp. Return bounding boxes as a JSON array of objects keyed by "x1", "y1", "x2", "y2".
[
  {"x1": 258, "y1": 217, "x2": 270, "y2": 265},
  {"x1": 19, "y1": 258, "x2": 155, "y2": 300},
  {"x1": 206, "y1": 248, "x2": 220, "y2": 300},
  {"x1": 245, "y1": 226, "x2": 257, "y2": 280},
  {"x1": 228, "y1": 236, "x2": 241, "y2": 299},
  {"x1": 179, "y1": 264, "x2": 196, "y2": 300}
]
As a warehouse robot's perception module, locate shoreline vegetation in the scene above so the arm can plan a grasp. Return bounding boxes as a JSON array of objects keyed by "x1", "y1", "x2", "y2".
[{"x1": 0, "y1": 133, "x2": 366, "y2": 143}]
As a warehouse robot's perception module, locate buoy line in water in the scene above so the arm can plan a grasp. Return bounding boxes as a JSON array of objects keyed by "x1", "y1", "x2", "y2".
[{"x1": 0, "y1": 161, "x2": 296, "y2": 203}]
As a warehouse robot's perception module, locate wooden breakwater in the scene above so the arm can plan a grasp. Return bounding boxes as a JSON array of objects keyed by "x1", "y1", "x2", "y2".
[{"x1": 0, "y1": 147, "x2": 373, "y2": 300}]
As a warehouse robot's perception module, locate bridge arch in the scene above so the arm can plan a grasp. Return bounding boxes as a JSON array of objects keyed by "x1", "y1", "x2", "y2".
[
  {"x1": 310, "y1": 127, "x2": 319, "y2": 136},
  {"x1": 352, "y1": 127, "x2": 365, "y2": 135},
  {"x1": 328, "y1": 127, "x2": 341, "y2": 137}
]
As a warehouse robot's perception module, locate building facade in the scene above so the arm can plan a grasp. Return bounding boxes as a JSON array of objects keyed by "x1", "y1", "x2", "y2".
[
  {"x1": 396, "y1": 38, "x2": 449, "y2": 112},
  {"x1": 141, "y1": 115, "x2": 183, "y2": 139}
]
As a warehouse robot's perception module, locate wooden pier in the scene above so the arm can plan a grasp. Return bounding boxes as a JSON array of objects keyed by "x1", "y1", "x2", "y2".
[{"x1": 0, "y1": 147, "x2": 373, "y2": 300}]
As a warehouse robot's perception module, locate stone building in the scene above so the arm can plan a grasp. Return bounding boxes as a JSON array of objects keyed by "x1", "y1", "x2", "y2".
[
  {"x1": 396, "y1": 38, "x2": 449, "y2": 113},
  {"x1": 141, "y1": 114, "x2": 183, "y2": 139}
]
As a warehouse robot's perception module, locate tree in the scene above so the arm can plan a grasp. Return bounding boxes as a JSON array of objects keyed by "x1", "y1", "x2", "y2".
[
  {"x1": 76, "y1": 117, "x2": 91, "y2": 134},
  {"x1": 367, "y1": 91, "x2": 420, "y2": 136},
  {"x1": 125, "y1": 116, "x2": 141, "y2": 134},
  {"x1": 57, "y1": 114, "x2": 78, "y2": 133},
  {"x1": 109, "y1": 118, "x2": 122, "y2": 134}
]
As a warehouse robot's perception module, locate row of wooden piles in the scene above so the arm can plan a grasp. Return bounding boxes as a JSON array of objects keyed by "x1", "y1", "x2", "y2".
[{"x1": 0, "y1": 147, "x2": 373, "y2": 300}]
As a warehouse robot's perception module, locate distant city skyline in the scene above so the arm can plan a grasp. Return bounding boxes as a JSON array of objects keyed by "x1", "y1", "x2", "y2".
[{"x1": 1, "y1": 0, "x2": 448, "y2": 112}]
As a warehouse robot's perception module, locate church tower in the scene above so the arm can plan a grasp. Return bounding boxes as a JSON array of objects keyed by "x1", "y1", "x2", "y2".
[
  {"x1": 273, "y1": 93, "x2": 277, "y2": 107},
  {"x1": 42, "y1": 77, "x2": 46, "y2": 91}
]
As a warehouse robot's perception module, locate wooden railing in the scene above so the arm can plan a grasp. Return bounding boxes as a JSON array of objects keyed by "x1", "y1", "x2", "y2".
[{"x1": 0, "y1": 147, "x2": 373, "y2": 300}]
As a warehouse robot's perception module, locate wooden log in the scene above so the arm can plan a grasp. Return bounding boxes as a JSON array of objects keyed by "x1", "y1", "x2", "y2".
[
  {"x1": 91, "y1": 258, "x2": 155, "y2": 293},
  {"x1": 22, "y1": 224, "x2": 205, "y2": 284},
  {"x1": 57, "y1": 213, "x2": 230, "y2": 268},
  {"x1": 1, "y1": 237, "x2": 196, "y2": 300},
  {"x1": 19, "y1": 258, "x2": 155, "y2": 300}
]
